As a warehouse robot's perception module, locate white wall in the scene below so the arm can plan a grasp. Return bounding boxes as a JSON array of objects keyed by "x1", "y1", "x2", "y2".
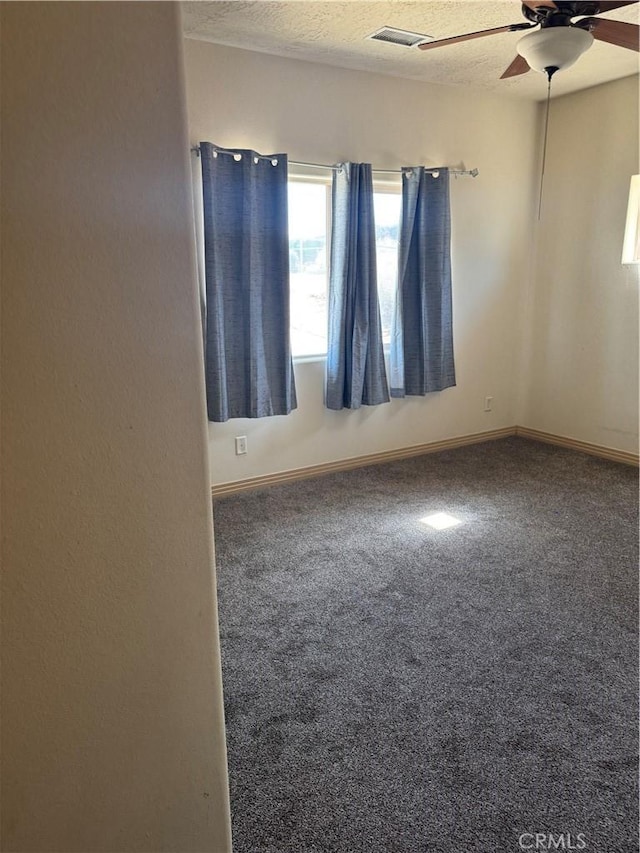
[
  {"x1": 184, "y1": 40, "x2": 540, "y2": 487},
  {"x1": 520, "y1": 75, "x2": 639, "y2": 453},
  {"x1": 1, "y1": 4, "x2": 231, "y2": 851}
]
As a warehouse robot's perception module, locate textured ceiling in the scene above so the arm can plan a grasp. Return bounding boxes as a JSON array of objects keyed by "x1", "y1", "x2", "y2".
[{"x1": 182, "y1": 0, "x2": 639, "y2": 101}]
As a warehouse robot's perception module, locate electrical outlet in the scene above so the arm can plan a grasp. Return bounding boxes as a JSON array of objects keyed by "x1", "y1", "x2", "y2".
[
  {"x1": 235, "y1": 435, "x2": 247, "y2": 455},
  {"x1": 484, "y1": 396, "x2": 493, "y2": 412}
]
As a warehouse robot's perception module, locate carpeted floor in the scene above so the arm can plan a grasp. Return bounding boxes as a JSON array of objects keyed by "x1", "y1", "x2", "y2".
[{"x1": 212, "y1": 437, "x2": 638, "y2": 853}]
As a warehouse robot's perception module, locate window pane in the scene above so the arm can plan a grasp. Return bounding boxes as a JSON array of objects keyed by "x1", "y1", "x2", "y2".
[
  {"x1": 288, "y1": 183, "x2": 400, "y2": 356},
  {"x1": 288, "y1": 182, "x2": 328, "y2": 357},
  {"x1": 374, "y1": 192, "x2": 401, "y2": 345}
]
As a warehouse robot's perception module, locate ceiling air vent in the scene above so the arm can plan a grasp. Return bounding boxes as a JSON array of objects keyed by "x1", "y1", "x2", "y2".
[{"x1": 367, "y1": 26, "x2": 433, "y2": 48}]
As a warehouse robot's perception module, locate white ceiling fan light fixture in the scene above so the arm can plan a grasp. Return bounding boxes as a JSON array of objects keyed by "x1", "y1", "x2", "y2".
[{"x1": 516, "y1": 25, "x2": 595, "y2": 76}]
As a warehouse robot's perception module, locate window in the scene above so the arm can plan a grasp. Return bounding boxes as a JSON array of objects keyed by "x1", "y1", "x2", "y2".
[
  {"x1": 373, "y1": 190, "x2": 402, "y2": 345},
  {"x1": 288, "y1": 181, "x2": 329, "y2": 358},
  {"x1": 288, "y1": 178, "x2": 401, "y2": 358},
  {"x1": 622, "y1": 174, "x2": 640, "y2": 265}
]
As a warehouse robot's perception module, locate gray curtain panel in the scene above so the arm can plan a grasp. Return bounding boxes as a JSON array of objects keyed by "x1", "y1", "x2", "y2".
[
  {"x1": 325, "y1": 163, "x2": 389, "y2": 410},
  {"x1": 389, "y1": 167, "x2": 456, "y2": 397},
  {"x1": 200, "y1": 142, "x2": 297, "y2": 422}
]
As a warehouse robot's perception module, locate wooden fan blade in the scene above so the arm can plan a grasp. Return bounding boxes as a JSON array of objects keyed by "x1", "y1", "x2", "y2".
[
  {"x1": 580, "y1": 17, "x2": 640, "y2": 50},
  {"x1": 418, "y1": 25, "x2": 520, "y2": 50},
  {"x1": 522, "y1": 1, "x2": 637, "y2": 12},
  {"x1": 590, "y1": 1, "x2": 638, "y2": 11},
  {"x1": 501, "y1": 54, "x2": 532, "y2": 77},
  {"x1": 522, "y1": 1, "x2": 558, "y2": 11}
]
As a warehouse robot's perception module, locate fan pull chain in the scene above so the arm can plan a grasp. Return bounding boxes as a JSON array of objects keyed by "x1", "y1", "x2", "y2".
[{"x1": 538, "y1": 68, "x2": 555, "y2": 220}]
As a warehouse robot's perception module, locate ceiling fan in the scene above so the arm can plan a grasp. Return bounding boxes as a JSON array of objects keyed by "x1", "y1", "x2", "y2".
[{"x1": 418, "y1": 1, "x2": 639, "y2": 81}]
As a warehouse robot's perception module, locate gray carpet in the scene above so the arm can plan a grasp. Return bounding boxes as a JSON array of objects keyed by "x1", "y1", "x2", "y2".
[{"x1": 212, "y1": 437, "x2": 638, "y2": 853}]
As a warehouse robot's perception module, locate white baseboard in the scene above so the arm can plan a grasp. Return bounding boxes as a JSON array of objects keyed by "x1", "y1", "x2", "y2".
[
  {"x1": 211, "y1": 427, "x2": 516, "y2": 497},
  {"x1": 211, "y1": 425, "x2": 638, "y2": 498},
  {"x1": 514, "y1": 426, "x2": 639, "y2": 467}
]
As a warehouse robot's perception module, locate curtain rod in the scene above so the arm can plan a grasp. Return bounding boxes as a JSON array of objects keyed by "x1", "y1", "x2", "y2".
[{"x1": 190, "y1": 146, "x2": 478, "y2": 178}]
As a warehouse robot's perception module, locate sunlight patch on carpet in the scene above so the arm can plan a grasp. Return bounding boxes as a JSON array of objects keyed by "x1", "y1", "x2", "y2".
[{"x1": 420, "y1": 511, "x2": 462, "y2": 530}]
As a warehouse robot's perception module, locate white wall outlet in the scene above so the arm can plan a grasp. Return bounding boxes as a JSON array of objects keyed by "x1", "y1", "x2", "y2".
[
  {"x1": 484, "y1": 396, "x2": 493, "y2": 412},
  {"x1": 235, "y1": 435, "x2": 247, "y2": 455}
]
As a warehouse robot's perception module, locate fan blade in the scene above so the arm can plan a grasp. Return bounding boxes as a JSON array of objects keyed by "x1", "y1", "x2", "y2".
[
  {"x1": 590, "y1": 2, "x2": 638, "y2": 11},
  {"x1": 522, "y1": 0, "x2": 637, "y2": 12},
  {"x1": 522, "y1": 1, "x2": 557, "y2": 11},
  {"x1": 418, "y1": 23, "x2": 531, "y2": 50},
  {"x1": 501, "y1": 54, "x2": 532, "y2": 77},
  {"x1": 579, "y1": 17, "x2": 640, "y2": 50}
]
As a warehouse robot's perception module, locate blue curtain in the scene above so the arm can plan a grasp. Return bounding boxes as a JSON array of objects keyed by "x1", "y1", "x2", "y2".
[
  {"x1": 200, "y1": 143, "x2": 297, "y2": 422},
  {"x1": 325, "y1": 163, "x2": 389, "y2": 411},
  {"x1": 389, "y1": 167, "x2": 456, "y2": 397}
]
